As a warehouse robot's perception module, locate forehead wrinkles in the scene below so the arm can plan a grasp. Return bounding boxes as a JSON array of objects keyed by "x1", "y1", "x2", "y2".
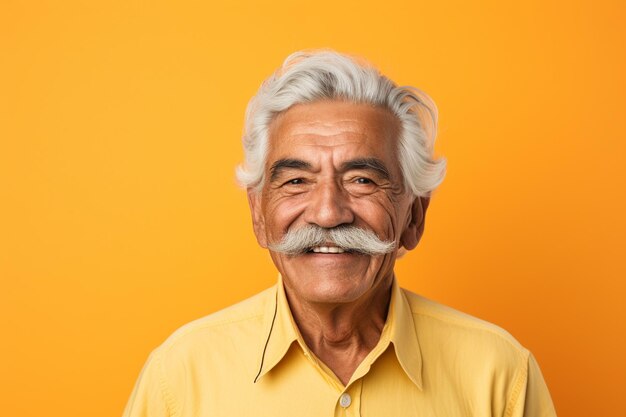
[
  {"x1": 269, "y1": 117, "x2": 374, "y2": 151},
  {"x1": 282, "y1": 119, "x2": 367, "y2": 138},
  {"x1": 268, "y1": 101, "x2": 400, "y2": 142},
  {"x1": 269, "y1": 132, "x2": 379, "y2": 171},
  {"x1": 265, "y1": 102, "x2": 402, "y2": 175},
  {"x1": 269, "y1": 128, "x2": 367, "y2": 167}
]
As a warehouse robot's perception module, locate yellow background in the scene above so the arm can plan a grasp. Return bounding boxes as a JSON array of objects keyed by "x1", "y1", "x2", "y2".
[{"x1": 1, "y1": 1, "x2": 624, "y2": 416}]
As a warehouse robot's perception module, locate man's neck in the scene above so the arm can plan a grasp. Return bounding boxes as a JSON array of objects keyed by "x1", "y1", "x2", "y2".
[{"x1": 283, "y1": 278, "x2": 393, "y2": 386}]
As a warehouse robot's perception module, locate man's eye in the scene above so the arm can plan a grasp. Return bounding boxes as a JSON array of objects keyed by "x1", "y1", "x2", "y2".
[
  {"x1": 286, "y1": 178, "x2": 304, "y2": 185},
  {"x1": 355, "y1": 177, "x2": 374, "y2": 185}
]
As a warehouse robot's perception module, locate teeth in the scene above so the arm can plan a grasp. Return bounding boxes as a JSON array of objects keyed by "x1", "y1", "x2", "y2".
[{"x1": 312, "y1": 246, "x2": 345, "y2": 253}]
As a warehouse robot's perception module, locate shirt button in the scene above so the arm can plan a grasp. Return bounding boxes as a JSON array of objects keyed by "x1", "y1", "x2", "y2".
[{"x1": 339, "y1": 393, "x2": 352, "y2": 408}]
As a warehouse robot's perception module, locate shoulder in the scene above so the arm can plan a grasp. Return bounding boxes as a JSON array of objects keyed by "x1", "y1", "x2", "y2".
[
  {"x1": 152, "y1": 286, "x2": 275, "y2": 362},
  {"x1": 398, "y1": 289, "x2": 555, "y2": 415},
  {"x1": 401, "y1": 288, "x2": 529, "y2": 363},
  {"x1": 124, "y1": 288, "x2": 277, "y2": 416}
]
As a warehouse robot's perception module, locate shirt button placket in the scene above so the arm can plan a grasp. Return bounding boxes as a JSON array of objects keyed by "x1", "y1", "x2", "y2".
[{"x1": 336, "y1": 380, "x2": 362, "y2": 416}]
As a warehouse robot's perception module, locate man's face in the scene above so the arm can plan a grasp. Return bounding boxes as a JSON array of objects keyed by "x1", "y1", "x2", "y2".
[{"x1": 248, "y1": 100, "x2": 427, "y2": 305}]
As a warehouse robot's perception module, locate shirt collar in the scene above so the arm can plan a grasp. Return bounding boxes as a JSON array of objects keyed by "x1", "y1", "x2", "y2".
[
  {"x1": 254, "y1": 274, "x2": 300, "y2": 383},
  {"x1": 387, "y1": 276, "x2": 423, "y2": 390},
  {"x1": 254, "y1": 275, "x2": 423, "y2": 390}
]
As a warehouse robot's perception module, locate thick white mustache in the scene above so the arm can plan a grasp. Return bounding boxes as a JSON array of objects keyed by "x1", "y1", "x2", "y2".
[{"x1": 268, "y1": 225, "x2": 396, "y2": 256}]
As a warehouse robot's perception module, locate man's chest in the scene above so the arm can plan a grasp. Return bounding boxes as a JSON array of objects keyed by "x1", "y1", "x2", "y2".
[{"x1": 174, "y1": 347, "x2": 499, "y2": 417}]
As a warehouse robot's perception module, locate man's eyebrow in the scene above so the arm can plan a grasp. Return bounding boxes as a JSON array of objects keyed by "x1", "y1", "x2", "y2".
[
  {"x1": 341, "y1": 158, "x2": 391, "y2": 179},
  {"x1": 269, "y1": 159, "x2": 312, "y2": 181}
]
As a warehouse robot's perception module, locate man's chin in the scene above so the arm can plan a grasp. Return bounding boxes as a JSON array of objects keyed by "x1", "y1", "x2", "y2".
[
  {"x1": 280, "y1": 258, "x2": 379, "y2": 304},
  {"x1": 287, "y1": 277, "x2": 373, "y2": 305}
]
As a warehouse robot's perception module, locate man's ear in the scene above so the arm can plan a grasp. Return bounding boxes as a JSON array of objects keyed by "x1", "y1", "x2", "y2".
[
  {"x1": 247, "y1": 188, "x2": 268, "y2": 248},
  {"x1": 400, "y1": 196, "x2": 430, "y2": 251}
]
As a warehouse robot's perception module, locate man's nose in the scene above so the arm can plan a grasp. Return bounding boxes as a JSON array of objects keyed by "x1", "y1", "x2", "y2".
[{"x1": 303, "y1": 180, "x2": 354, "y2": 228}]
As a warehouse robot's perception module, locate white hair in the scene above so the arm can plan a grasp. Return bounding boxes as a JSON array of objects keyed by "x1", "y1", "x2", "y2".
[{"x1": 236, "y1": 50, "x2": 446, "y2": 196}]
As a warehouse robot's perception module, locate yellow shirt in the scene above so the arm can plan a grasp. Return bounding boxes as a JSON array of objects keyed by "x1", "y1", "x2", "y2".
[{"x1": 123, "y1": 278, "x2": 557, "y2": 417}]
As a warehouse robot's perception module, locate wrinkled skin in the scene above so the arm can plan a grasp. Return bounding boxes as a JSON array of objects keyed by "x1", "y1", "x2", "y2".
[{"x1": 248, "y1": 100, "x2": 428, "y2": 308}]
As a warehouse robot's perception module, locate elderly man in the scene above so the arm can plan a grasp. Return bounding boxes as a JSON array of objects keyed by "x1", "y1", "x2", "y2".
[{"x1": 123, "y1": 51, "x2": 557, "y2": 417}]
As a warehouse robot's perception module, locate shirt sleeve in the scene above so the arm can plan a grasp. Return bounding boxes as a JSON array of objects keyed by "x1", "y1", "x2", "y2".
[
  {"x1": 507, "y1": 352, "x2": 557, "y2": 417},
  {"x1": 122, "y1": 351, "x2": 174, "y2": 417}
]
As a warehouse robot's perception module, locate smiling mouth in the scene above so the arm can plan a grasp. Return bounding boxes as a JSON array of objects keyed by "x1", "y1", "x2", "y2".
[{"x1": 308, "y1": 246, "x2": 349, "y2": 254}]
